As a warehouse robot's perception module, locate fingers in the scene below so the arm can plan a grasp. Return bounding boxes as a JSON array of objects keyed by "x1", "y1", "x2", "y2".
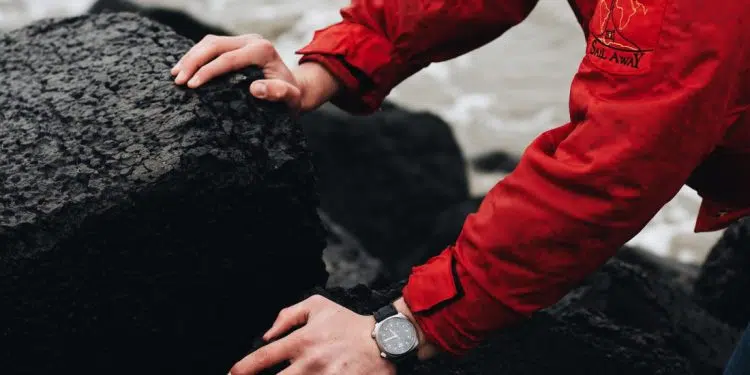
[
  {"x1": 263, "y1": 296, "x2": 317, "y2": 342},
  {"x1": 173, "y1": 34, "x2": 270, "y2": 86},
  {"x1": 172, "y1": 35, "x2": 245, "y2": 84},
  {"x1": 229, "y1": 330, "x2": 305, "y2": 375},
  {"x1": 250, "y1": 79, "x2": 302, "y2": 110},
  {"x1": 185, "y1": 46, "x2": 251, "y2": 88}
]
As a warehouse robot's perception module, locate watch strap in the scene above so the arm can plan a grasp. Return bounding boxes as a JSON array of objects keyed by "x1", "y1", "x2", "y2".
[{"x1": 373, "y1": 303, "x2": 399, "y2": 322}]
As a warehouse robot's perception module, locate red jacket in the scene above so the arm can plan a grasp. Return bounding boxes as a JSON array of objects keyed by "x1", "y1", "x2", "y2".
[{"x1": 297, "y1": 0, "x2": 750, "y2": 355}]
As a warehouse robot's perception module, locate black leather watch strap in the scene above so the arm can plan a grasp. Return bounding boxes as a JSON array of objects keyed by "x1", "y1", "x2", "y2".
[{"x1": 373, "y1": 304, "x2": 398, "y2": 322}]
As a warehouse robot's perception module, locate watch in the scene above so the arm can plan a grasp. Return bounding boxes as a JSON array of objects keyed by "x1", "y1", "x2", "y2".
[{"x1": 371, "y1": 303, "x2": 420, "y2": 362}]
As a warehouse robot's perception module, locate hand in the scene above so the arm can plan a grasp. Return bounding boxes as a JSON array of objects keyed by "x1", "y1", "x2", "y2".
[
  {"x1": 229, "y1": 295, "x2": 396, "y2": 375},
  {"x1": 170, "y1": 34, "x2": 340, "y2": 113}
]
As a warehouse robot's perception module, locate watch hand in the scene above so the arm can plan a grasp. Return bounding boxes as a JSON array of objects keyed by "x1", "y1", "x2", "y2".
[{"x1": 383, "y1": 334, "x2": 398, "y2": 342}]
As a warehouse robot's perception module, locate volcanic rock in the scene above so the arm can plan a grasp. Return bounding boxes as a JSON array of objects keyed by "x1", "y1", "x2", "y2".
[
  {"x1": 0, "y1": 13, "x2": 326, "y2": 374},
  {"x1": 253, "y1": 258, "x2": 740, "y2": 375},
  {"x1": 89, "y1": 0, "x2": 233, "y2": 42},
  {"x1": 391, "y1": 197, "x2": 484, "y2": 279},
  {"x1": 615, "y1": 245, "x2": 700, "y2": 293},
  {"x1": 694, "y1": 218, "x2": 750, "y2": 330},
  {"x1": 320, "y1": 210, "x2": 385, "y2": 288},
  {"x1": 299, "y1": 103, "x2": 470, "y2": 276},
  {"x1": 471, "y1": 150, "x2": 519, "y2": 173}
]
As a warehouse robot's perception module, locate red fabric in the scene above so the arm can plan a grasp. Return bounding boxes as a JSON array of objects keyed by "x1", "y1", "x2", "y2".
[
  {"x1": 296, "y1": 0, "x2": 539, "y2": 113},
  {"x1": 297, "y1": 0, "x2": 750, "y2": 356}
]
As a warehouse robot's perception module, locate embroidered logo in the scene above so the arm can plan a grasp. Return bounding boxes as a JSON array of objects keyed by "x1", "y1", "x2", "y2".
[{"x1": 587, "y1": 0, "x2": 668, "y2": 74}]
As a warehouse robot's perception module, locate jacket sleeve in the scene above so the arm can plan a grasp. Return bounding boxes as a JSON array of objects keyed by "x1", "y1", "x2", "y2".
[
  {"x1": 401, "y1": 2, "x2": 745, "y2": 355},
  {"x1": 296, "y1": 0, "x2": 540, "y2": 114}
]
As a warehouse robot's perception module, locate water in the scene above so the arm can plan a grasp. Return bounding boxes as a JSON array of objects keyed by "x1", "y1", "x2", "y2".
[{"x1": 0, "y1": 0, "x2": 724, "y2": 264}]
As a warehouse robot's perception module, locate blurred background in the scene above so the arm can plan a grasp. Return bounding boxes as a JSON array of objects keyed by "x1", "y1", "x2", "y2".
[{"x1": 0, "y1": 0, "x2": 723, "y2": 264}]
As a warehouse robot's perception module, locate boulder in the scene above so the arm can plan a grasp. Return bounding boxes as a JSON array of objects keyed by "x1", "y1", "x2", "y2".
[
  {"x1": 471, "y1": 150, "x2": 519, "y2": 174},
  {"x1": 299, "y1": 103, "x2": 470, "y2": 276},
  {"x1": 255, "y1": 258, "x2": 740, "y2": 375},
  {"x1": 694, "y1": 218, "x2": 750, "y2": 330},
  {"x1": 391, "y1": 197, "x2": 484, "y2": 279},
  {"x1": 615, "y1": 245, "x2": 700, "y2": 294},
  {"x1": 89, "y1": 0, "x2": 233, "y2": 42},
  {"x1": 320, "y1": 210, "x2": 385, "y2": 288},
  {"x1": 89, "y1": 1, "x2": 472, "y2": 281},
  {"x1": 0, "y1": 13, "x2": 327, "y2": 374}
]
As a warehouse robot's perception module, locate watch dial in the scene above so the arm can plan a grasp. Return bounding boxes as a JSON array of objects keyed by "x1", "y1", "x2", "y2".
[{"x1": 376, "y1": 317, "x2": 418, "y2": 356}]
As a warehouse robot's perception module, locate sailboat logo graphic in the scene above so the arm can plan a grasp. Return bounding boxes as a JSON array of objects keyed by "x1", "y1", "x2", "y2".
[{"x1": 587, "y1": 0, "x2": 663, "y2": 72}]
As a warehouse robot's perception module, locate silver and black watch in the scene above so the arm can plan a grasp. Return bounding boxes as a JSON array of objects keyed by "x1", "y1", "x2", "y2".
[{"x1": 371, "y1": 303, "x2": 420, "y2": 362}]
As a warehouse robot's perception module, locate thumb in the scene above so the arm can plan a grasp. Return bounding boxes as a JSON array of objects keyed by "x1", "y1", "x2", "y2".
[{"x1": 250, "y1": 79, "x2": 302, "y2": 111}]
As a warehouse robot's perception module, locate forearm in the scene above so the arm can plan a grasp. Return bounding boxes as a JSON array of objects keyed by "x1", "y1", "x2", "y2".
[
  {"x1": 399, "y1": 0, "x2": 739, "y2": 353},
  {"x1": 295, "y1": 0, "x2": 540, "y2": 114}
]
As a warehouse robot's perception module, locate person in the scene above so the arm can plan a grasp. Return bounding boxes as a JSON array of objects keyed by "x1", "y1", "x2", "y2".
[{"x1": 170, "y1": 0, "x2": 750, "y2": 374}]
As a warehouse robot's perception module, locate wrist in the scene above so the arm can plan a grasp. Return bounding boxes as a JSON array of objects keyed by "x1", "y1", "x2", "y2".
[
  {"x1": 393, "y1": 297, "x2": 440, "y2": 361},
  {"x1": 292, "y1": 62, "x2": 341, "y2": 112}
]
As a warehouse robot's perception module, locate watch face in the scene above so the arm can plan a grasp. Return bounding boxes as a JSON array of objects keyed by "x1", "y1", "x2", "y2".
[{"x1": 376, "y1": 316, "x2": 418, "y2": 356}]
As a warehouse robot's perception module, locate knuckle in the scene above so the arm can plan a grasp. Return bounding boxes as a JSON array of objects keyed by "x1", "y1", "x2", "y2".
[
  {"x1": 201, "y1": 34, "x2": 218, "y2": 43},
  {"x1": 254, "y1": 347, "x2": 271, "y2": 364},
  {"x1": 277, "y1": 307, "x2": 290, "y2": 319},
  {"x1": 252, "y1": 38, "x2": 276, "y2": 58},
  {"x1": 269, "y1": 83, "x2": 288, "y2": 99},
  {"x1": 307, "y1": 294, "x2": 325, "y2": 305},
  {"x1": 307, "y1": 349, "x2": 327, "y2": 368},
  {"x1": 296, "y1": 331, "x2": 315, "y2": 346},
  {"x1": 218, "y1": 52, "x2": 240, "y2": 69},
  {"x1": 244, "y1": 33, "x2": 264, "y2": 40}
]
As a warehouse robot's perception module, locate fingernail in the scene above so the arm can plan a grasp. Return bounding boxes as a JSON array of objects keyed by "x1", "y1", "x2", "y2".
[
  {"x1": 170, "y1": 63, "x2": 180, "y2": 75},
  {"x1": 175, "y1": 71, "x2": 187, "y2": 84},
  {"x1": 188, "y1": 76, "x2": 200, "y2": 88},
  {"x1": 252, "y1": 82, "x2": 267, "y2": 98}
]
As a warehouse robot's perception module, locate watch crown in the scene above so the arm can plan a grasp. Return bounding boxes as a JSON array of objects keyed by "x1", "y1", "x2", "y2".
[{"x1": 380, "y1": 352, "x2": 387, "y2": 358}]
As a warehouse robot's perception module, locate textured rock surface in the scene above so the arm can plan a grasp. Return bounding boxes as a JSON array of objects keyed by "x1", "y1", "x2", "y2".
[
  {"x1": 319, "y1": 210, "x2": 385, "y2": 288},
  {"x1": 615, "y1": 245, "x2": 700, "y2": 294},
  {"x1": 89, "y1": 0, "x2": 233, "y2": 42},
  {"x1": 0, "y1": 13, "x2": 327, "y2": 374},
  {"x1": 694, "y1": 218, "x2": 750, "y2": 330},
  {"x1": 253, "y1": 258, "x2": 740, "y2": 375},
  {"x1": 299, "y1": 102, "x2": 469, "y2": 276}
]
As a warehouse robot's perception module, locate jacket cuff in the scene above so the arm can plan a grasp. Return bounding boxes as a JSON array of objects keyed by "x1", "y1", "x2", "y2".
[
  {"x1": 402, "y1": 247, "x2": 525, "y2": 356},
  {"x1": 297, "y1": 54, "x2": 374, "y2": 115},
  {"x1": 296, "y1": 22, "x2": 403, "y2": 114}
]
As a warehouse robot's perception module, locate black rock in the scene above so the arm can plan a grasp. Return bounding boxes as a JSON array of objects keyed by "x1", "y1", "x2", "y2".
[
  {"x1": 299, "y1": 103, "x2": 470, "y2": 276},
  {"x1": 550, "y1": 260, "x2": 739, "y2": 375},
  {"x1": 391, "y1": 196, "x2": 483, "y2": 279},
  {"x1": 252, "y1": 258, "x2": 740, "y2": 375},
  {"x1": 0, "y1": 13, "x2": 326, "y2": 374},
  {"x1": 471, "y1": 150, "x2": 519, "y2": 173},
  {"x1": 320, "y1": 210, "x2": 385, "y2": 288},
  {"x1": 615, "y1": 245, "x2": 700, "y2": 294},
  {"x1": 89, "y1": 0, "x2": 233, "y2": 42},
  {"x1": 694, "y1": 218, "x2": 750, "y2": 330}
]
